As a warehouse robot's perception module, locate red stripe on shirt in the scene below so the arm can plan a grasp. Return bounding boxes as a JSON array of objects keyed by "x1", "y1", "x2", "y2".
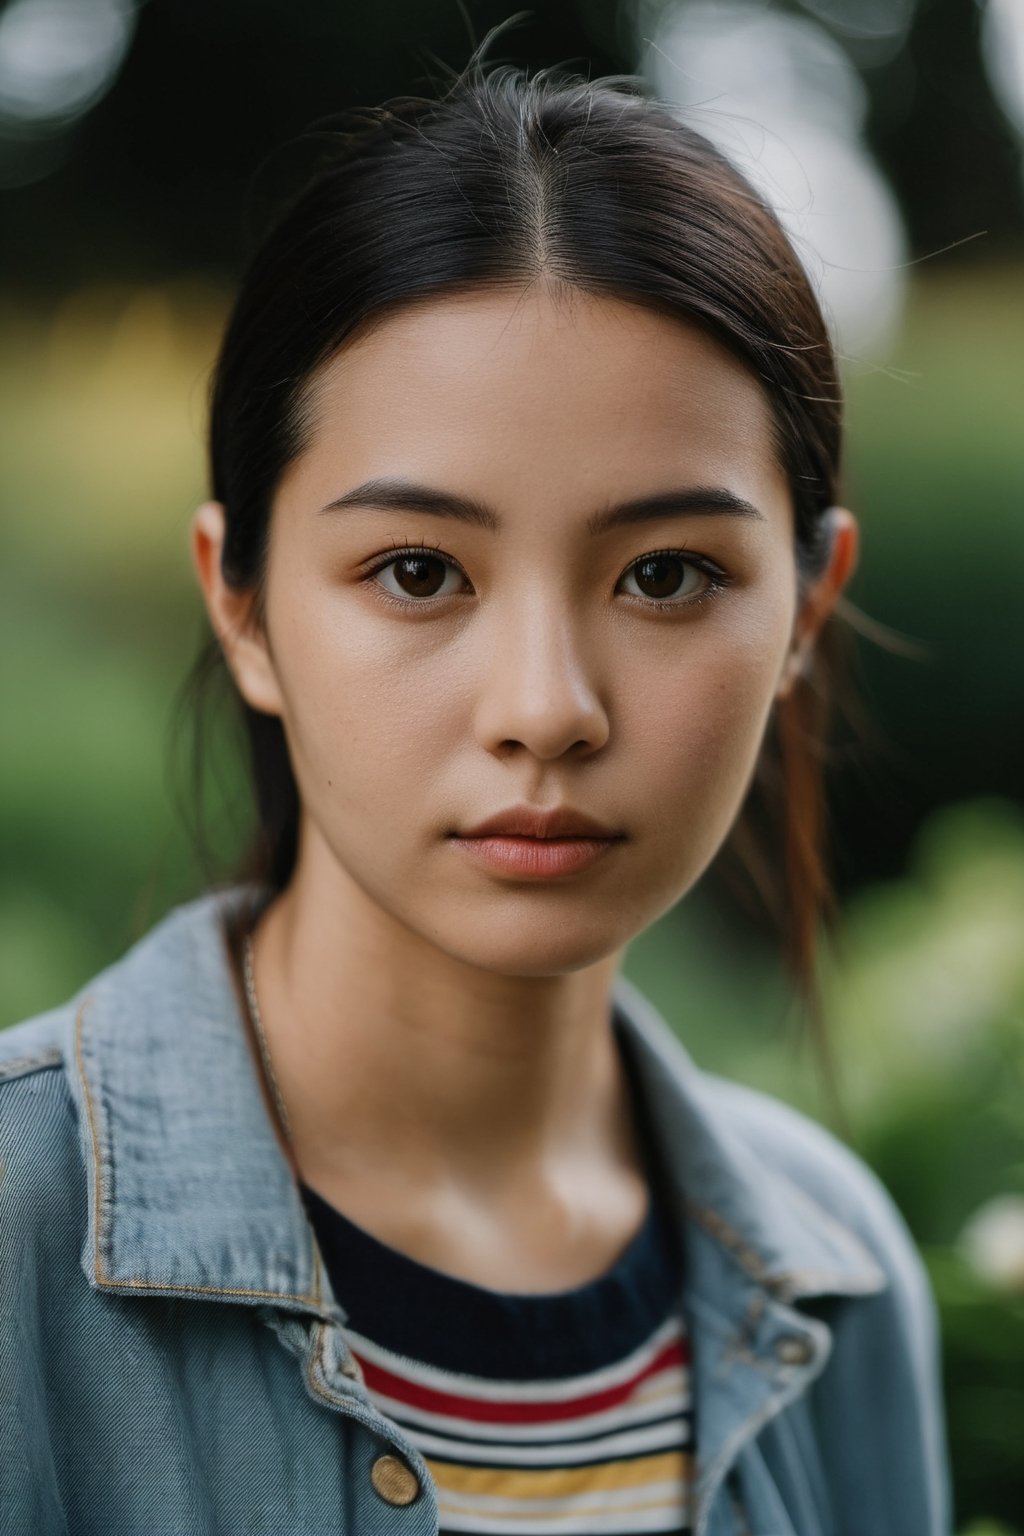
[{"x1": 356, "y1": 1335, "x2": 689, "y2": 1424}]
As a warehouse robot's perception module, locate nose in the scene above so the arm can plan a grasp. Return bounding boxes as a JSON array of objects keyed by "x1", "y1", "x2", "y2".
[{"x1": 472, "y1": 595, "x2": 610, "y2": 761}]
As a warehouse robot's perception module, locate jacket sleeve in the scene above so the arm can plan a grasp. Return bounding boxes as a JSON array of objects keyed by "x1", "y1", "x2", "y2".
[
  {"x1": 806, "y1": 1151, "x2": 953, "y2": 1536},
  {"x1": 710, "y1": 1074, "x2": 955, "y2": 1536},
  {"x1": 0, "y1": 1048, "x2": 80, "y2": 1536}
]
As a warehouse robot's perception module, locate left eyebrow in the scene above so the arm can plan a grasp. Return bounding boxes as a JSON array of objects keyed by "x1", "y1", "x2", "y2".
[
  {"x1": 587, "y1": 485, "x2": 766, "y2": 534},
  {"x1": 318, "y1": 478, "x2": 766, "y2": 533}
]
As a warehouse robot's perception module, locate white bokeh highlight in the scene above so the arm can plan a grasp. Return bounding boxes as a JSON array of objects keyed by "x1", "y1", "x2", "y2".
[
  {"x1": 958, "y1": 1193, "x2": 1024, "y2": 1294},
  {"x1": 0, "y1": 0, "x2": 135, "y2": 129},
  {"x1": 982, "y1": 0, "x2": 1024, "y2": 147},
  {"x1": 640, "y1": 1, "x2": 909, "y2": 360}
]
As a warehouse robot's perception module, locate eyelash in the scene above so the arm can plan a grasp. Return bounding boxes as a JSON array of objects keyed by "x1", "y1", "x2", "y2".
[{"x1": 360, "y1": 544, "x2": 732, "y2": 612}]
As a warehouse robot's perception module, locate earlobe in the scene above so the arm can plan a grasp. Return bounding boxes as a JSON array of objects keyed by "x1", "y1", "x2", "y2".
[
  {"x1": 776, "y1": 507, "x2": 859, "y2": 701},
  {"x1": 189, "y1": 501, "x2": 284, "y2": 718}
]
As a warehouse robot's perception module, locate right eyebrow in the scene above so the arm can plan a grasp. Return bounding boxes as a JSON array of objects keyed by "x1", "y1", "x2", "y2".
[
  {"x1": 319, "y1": 477, "x2": 766, "y2": 532},
  {"x1": 320, "y1": 479, "x2": 499, "y2": 529}
]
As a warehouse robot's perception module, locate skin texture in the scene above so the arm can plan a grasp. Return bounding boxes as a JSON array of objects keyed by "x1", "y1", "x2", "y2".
[{"x1": 192, "y1": 284, "x2": 858, "y2": 1291}]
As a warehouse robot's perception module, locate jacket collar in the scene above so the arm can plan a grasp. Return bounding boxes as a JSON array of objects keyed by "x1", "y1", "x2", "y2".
[
  {"x1": 69, "y1": 885, "x2": 331, "y2": 1317},
  {"x1": 67, "y1": 885, "x2": 884, "y2": 1319},
  {"x1": 611, "y1": 973, "x2": 886, "y2": 1303}
]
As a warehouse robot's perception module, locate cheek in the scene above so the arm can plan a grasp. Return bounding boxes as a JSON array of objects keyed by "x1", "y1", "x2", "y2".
[
  {"x1": 268, "y1": 586, "x2": 471, "y2": 810},
  {"x1": 627, "y1": 612, "x2": 790, "y2": 867}
]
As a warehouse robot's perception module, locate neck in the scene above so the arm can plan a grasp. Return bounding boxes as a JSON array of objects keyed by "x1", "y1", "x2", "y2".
[{"x1": 239, "y1": 829, "x2": 649, "y2": 1285}]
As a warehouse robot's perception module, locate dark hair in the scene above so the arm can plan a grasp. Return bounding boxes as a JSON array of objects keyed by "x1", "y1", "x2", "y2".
[{"x1": 183, "y1": 53, "x2": 853, "y2": 1113}]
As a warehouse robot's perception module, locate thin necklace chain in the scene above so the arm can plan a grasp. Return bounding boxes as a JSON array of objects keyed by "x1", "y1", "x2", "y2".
[{"x1": 242, "y1": 929, "x2": 294, "y2": 1148}]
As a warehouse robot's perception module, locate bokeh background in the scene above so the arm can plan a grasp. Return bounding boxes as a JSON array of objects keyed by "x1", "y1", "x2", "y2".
[{"x1": 1, "y1": 0, "x2": 1021, "y2": 1527}]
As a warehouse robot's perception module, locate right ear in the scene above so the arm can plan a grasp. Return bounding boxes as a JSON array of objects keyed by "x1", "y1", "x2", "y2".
[{"x1": 189, "y1": 501, "x2": 285, "y2": 718}]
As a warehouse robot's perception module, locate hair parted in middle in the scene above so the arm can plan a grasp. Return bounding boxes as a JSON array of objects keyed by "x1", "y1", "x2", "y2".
[{"x1": 180, "y1": 36, "x2": 857, "y2": 1113}]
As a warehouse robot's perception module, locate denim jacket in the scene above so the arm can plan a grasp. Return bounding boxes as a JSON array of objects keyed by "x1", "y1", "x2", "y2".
[{"x1": 1, "y1": 885, "x2": 953, "y2": 1536}]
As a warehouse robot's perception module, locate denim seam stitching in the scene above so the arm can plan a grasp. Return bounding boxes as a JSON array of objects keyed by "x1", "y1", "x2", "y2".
[
  {"x1": 74, "y1": 996, "x2": 323, "y2": 1307},
  {"x1": 684, "y1": 1195, "x2": 880, "y2": 1294},
  {"x1": 306, "y1": 1323, "x2": 342, "y2": 1407},
  {"x1": 312, "y1": 1224, "x2": 323, "y2": 1306},
  {"x1": 685, "y1": 1197, "x2": 772, "y2": 1283},
  {"x1": 0, "y1": 1050, "x2": 62, "y2": 1080},
  {"x1": 306, "y1": 1324, "x2": 373, "y2": 1410}
]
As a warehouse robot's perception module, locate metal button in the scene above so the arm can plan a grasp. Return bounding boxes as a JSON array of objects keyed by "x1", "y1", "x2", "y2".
[
  {"x1": 774, "y1": 1333, "x2": 814, "y2": 1366},
  {"x1": 370, "y1": 1453, "x2": 420, "y2": 1506}
]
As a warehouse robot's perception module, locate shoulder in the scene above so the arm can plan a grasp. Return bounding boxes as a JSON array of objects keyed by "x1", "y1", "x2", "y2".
[
  {"x1": 617, "y1": 976, "x2": 931, "y2": 1306},
  {"x1": 0, "y1": 1004, "x2": 84, "y2": 1230},
  {"x1": 0, "y1": 1002, "x2": 78, "y2": 1156},
  {"x1": 0, "y1": 1002, "x2": 68, "y2": 1083},
  {"x1": 700, "y1": 1070, "x2": 938, "y2": 1324},
  {"x1": 0, "y1": 1006, "x2": 91, "y2": 1436},
  {"x1": 700, "y1": 1071, "x2": 901, "y2": 1229}
]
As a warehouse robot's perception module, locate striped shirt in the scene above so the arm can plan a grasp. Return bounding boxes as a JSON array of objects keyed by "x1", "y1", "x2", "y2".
[{"x1": 301, "y1": 1161, "x2": 694, "y2": 1534}]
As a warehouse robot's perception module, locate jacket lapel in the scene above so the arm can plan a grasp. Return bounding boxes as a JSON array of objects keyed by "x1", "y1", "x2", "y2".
[
  {"x1": 67, "y1": 886, "x2": 338, "y2": 1320},
  {"x1": 610, "y1": 974, "x2": 887, "y2": 1535}
]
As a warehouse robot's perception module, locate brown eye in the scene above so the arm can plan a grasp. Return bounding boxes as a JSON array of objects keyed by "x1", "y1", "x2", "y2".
[
  {"x1": 622, "y1": 554, "x2": 703, "y2": 602},
  {"x1": 371, "y1": 550, "x2": 466, "y2": 602},
  {"x1": 394, "y1": 555, "x2": 446, "y2": 597}
]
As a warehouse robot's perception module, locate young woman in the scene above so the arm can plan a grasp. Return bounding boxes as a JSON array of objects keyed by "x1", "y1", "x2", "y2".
[{"x1": 1, "y1": 61, "x2": 951, "y2": 1536}]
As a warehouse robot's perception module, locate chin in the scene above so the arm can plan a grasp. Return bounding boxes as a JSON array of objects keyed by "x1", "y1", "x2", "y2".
[{"x1": 432, "y1": 916, "x2": 629, "y2": 978}]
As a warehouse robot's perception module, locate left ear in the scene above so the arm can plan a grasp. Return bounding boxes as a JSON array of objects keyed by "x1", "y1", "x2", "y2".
[{"x1": 776, "y1": 507, "x2": 860, "y2": 700}]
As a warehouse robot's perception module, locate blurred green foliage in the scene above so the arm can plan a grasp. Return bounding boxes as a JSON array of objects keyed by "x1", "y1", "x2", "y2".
[
  {"x1": 841, "y1": 267, "x2": 1024, "y2": 826},
  {"x1": 0, "y1": 264, "x2": 1021, "y2": 1530}
]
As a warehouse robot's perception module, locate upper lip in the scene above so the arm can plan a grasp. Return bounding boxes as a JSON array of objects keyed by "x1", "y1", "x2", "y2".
[{"x1": 456, "y1": 806, "x2": 623, "y2": 840}]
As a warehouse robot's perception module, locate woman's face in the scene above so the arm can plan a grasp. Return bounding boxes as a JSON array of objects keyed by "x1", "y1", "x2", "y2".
[{"x1": 210, "y1": 286, "x2": 849, "y2": 976}]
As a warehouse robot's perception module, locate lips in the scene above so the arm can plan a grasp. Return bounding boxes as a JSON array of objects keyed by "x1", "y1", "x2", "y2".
[
  {"x1": 454, "y1": 805, "x2": 623, "y2": 840},
  {"x1": 449, "y1": 805, "x2": 624, "y2": 880}
]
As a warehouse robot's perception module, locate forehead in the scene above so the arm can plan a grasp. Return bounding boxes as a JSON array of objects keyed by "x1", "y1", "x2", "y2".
[{"x1": 292, "y1": 285, "x2": 791, "y2": 529}]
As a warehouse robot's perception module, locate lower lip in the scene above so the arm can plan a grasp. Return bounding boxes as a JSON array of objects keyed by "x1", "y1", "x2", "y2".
[{"x1": 450, "y1": 836, "x2": 621, "y2": 878}]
